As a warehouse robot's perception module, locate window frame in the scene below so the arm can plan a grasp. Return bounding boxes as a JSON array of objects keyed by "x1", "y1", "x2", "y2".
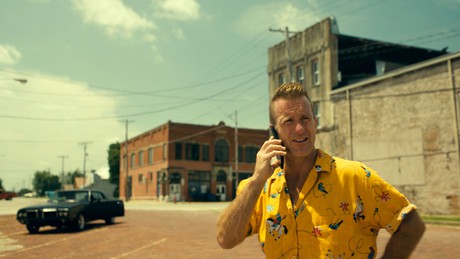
[{"x1": 312, "y1": 59, "x2": 320, "y2": 86}]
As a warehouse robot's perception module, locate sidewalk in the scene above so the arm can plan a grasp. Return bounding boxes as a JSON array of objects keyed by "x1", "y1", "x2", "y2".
[{"x1": 124, "y1": 200, "x2": 231, "y2": 212}]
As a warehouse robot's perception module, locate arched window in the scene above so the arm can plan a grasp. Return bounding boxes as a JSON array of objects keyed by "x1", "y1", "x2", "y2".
[
  {"x1": 214, "y1": 139, "x2": 229, "y2": 162},
  {"x1": 216, "y1": 170, "x2": 227, "y2": 184},
  {"x1": 244, "y1": 146, "x2": 259, "y2": 163}
]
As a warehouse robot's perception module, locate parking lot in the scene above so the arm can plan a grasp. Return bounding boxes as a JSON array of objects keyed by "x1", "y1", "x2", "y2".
[{"x1": 1, "y1": 198, "x2": 460, "y2": 258}]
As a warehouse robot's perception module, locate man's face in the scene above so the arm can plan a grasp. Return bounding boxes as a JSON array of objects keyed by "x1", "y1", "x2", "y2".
[{"x1": 272, "y1": 96, "x2": 317, "y2": 159}]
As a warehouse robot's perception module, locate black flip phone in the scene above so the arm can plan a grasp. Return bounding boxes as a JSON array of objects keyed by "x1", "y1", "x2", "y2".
[{"x1": 269, "y1": 125, "x2": 284, "y2": 169}]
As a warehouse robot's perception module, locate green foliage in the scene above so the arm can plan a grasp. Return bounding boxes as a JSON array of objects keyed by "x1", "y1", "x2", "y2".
[
  {"x1": 66, "y1": 169, "x2": 84, "y2": 184},
  {"x1": 108, "y1": 142, "x2": 120, "y2": 186},
  {"x1": 32, "y1": 171, "x2": 61, "y2": 196},
  {"x1": 0, "y1": 178, "x2": 3, "y2": 190},
  {"x1": 18, "y1": 188, "x2": 33, "y2": 196}
]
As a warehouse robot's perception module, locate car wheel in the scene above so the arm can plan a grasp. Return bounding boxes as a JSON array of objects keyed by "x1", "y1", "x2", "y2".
[
  {"x1": 74, "y1": 214, "x2": 86, "y2": 231},
  {"x1": 26, "y1": 224, "x2": 40, "y2": 234},
  {"x1": 105, "y1": 217, "x2": 115, "y2": 225}
]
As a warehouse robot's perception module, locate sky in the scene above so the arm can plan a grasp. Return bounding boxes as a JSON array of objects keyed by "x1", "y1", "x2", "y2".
[{"x1": 1, "y1": 0, "x2": 460, "y2": 191}]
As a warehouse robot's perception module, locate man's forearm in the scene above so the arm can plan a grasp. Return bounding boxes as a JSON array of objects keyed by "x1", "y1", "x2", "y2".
[
  {"x1": 216, "y1": 177, "x2": 265, "y2": 249},
  {"x1": 381, "y1": 210, "x2": 425, "y2": 259}
]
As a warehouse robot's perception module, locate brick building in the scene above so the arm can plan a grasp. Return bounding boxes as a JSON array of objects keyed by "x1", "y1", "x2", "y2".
[{"x1": 119, "y1": 121, "x2": 268, "y2": 202}]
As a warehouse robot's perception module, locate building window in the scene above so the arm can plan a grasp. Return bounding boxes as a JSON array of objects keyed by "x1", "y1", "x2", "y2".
[
  {"x1": 186, "y1": 143, "x2": 200, "y2": 161},
  {"x1": 130, "y1": 153, "x2": 135, "y2": 168},
  {"x1": 163, "y1": 144, "x2": 167, "y2": 160},
  {"x1": 148, "y1": 148, "x2": 153, "y2": 164},
  {"x1": 217, "y1": 170, "x2": 227, "y2": 183},
  {"x1": 138, "y1": 151, "x2": 144, "y2": 166},
  {"x1": 244, "y1": 146, "x2": 259, "y2": 163},
  {"x1": 215, "y1": 139, "x2": 229, "y2": 163},
  {"x1": 313, "y1": 101, "x2": 321, "y2": 127},
  {"x1": 278, "y1": 73, "x2": 286, "y2": 86},
  {"x1": 138, "y1": 173, "x2": 144, "y2": 183},
  {"x1": 238, "y1": 145, "x2": 243, "y2": 163},
  {"x1": 175, "y1": 143, "x2": 182, "y2": 160},
  {"x1": 149, "y1": 172, "x2": 153, "y2": 183},
  {"x1": 296, "y1": 66, "x2": 305, "y2": 85},
  {"x1": 312, "y1": 59, "x2": 320, "y2": 86},
  {"x1": 202, "y1": 144, "x2": 209, "y2": 161}
]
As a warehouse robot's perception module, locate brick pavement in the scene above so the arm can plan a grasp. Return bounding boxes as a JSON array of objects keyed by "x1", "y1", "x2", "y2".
[{"x1": 1, "y1": 199, "x2": 459, "y2": 258}]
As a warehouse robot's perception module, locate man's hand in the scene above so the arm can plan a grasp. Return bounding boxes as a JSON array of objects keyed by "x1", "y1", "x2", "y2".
[{"x1": 253, "y1": 137, "x2": 286, "y2": 181}]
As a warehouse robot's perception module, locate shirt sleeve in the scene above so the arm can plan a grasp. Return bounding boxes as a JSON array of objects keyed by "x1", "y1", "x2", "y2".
[
  {"x1": 236, "y1": 178, "x2": 263, "y2": 237},
  {"x1": 360, "y1": 164, "x2": 417, "y2": 235}
]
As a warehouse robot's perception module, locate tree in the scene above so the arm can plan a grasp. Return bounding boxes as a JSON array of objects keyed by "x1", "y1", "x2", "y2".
[
  {"x1": 108, "y1": 142, "x2": 120, "y2": 186},
  {"x1": 33, "y1": 171, "x2": 61, "y2": 196},
  {"x1": 108, "y1": 142, "x2": 121, "y2": 198},
  {"x1": 0, "y1": 178, "x2": 3, "y2": 190},
  {"x1": 18, "y1": 188, "x2": 33, "y2": 196},
  {"x1": 66, "y1": 169, "x2": 84, "y2": 184}
]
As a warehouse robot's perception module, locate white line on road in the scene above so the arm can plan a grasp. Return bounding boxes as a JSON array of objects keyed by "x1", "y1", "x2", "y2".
[{"x1": 110, "y1": 238, "x2": 168, "y2": 259}]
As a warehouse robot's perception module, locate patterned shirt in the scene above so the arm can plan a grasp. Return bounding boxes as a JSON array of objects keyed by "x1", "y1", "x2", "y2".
[{"x1": 237, "y1": 149, "x2": 416, "y2": 258}]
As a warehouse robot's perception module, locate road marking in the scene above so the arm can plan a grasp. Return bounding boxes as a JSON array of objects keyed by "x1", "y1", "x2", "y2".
[
  {"x1": 110, "y1": 238, "x2": 168, "y2": 259},
  {"x1": 0, "y1": 228, "x2": 106, "y2": 257}
]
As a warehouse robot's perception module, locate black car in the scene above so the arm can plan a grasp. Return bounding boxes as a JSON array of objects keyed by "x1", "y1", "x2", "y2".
[{"x1": 17, "y1": 189, "x2": 124, "y2": 234}]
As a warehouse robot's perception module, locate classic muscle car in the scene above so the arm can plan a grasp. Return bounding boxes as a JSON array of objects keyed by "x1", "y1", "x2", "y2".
[{"x1": 17, "y1": 189, "x2": 124, "y2": 234}]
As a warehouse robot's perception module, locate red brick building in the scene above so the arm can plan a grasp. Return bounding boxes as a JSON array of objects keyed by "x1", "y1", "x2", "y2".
[{"x1": 119, "y1": 121, "x2": 268, "y2": 202}]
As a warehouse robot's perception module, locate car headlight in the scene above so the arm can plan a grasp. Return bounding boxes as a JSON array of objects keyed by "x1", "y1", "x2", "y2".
[{"x1": 57, "y1": 208, "x2": 69, "y2": 216}]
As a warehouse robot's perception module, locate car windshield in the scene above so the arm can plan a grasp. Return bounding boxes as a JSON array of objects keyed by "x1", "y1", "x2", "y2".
[{"x1": 50, "y1": 191, "x2": 89, "y2": 203}]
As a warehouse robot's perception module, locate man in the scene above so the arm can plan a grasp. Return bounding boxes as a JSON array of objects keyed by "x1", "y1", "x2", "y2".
[{"x1": 216, "y1": 82, "x2": 425, "y2": 258}]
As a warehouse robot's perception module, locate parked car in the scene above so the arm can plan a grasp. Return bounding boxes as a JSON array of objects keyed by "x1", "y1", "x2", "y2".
[
  {"x1": 0, "y1": 189, "x2": 17, "y2": 200},
  {"x1": 16, "y1": 189, "x2": 124, "y2": 234}
]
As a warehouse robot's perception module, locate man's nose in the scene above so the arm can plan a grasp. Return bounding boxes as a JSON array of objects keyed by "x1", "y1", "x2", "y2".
[{"x1": 294, "y1": 122, "x2": 305, "y2": 133}]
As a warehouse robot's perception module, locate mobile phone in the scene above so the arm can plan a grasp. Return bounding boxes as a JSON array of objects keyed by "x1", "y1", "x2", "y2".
[{"x1": 269, "y1": 125, "x2": 284, "y2": 169}]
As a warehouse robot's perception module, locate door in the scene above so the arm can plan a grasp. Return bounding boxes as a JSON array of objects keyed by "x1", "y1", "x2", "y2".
[
  {"x1": 216, "y1": 184, "x2": 226, "y2": 201},
  {"x1": 169, "y1": 184, "x2": 181, "y2": 202}
]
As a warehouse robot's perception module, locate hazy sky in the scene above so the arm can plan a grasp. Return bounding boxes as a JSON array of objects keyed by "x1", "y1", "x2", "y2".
[{"x1": 1, "y1": 0, "x2": 459, "y2": 191}]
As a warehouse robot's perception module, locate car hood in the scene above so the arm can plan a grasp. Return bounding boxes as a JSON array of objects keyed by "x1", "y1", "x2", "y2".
[{"x1": 18, "y1": 201, "x2": 86, "y2": 211}]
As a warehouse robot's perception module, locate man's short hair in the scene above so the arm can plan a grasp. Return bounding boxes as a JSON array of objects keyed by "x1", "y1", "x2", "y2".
[{"x1": 269, "y1": 82, "x2": 313, "y2": 125}]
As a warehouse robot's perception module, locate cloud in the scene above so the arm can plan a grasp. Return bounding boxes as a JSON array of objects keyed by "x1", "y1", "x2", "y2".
[
  {"x1": 0, "y1": 44, "x2": 22, "y2": 65},
  {"x1": 153, "y1": 0, "x2": 201, "y2": 21},
  {"x1": 171, "y1": 27, "x2": 185, "y2": 40},
  {"x1": 72, "y1": 0, "x2": 155, "y2": 39},
  {"x1": 234, "y1": 2, "x2": 321, "y2": 37},
  {"x1": 0, "y1": 71, "x2": 125, "y2": 190}
]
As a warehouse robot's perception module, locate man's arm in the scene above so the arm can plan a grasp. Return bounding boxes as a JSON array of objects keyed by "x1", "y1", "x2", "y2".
[
  {"x1": 216, "y1": 176, "x2": 265, "y2": 249},
  {"x1": 381, "y1": 210, "x2": 425, "y2": 259},
  {"x1": 216, "y1": 137, "x2": 286, "y2": 249}
]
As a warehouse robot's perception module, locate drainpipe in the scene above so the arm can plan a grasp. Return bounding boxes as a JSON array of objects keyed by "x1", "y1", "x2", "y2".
[{"x1": 346, "y1": 90, "x2": 354, "y2": 160}]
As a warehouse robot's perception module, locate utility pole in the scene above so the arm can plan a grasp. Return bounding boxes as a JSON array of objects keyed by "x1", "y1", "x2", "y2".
[
  {"x1": 269, "y1": 26, "x2": 297, "y2": 83},
  {"x1": 120, "y1": 119, "x2": 134, "y2": 201},
  {"x1": 234, "y1": 111, "x2": 239, "y2": 192},
  {"x1": 79, "y1": 142, "x2": 92, "y2": 188},
  {"x1": 58, "y1": 155, "x2": 69, "y2": 185}
]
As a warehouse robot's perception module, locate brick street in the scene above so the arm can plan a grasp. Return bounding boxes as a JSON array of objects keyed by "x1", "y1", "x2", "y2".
[{"x1": 0, "y1": 199, "x2": 459, "y2": 258}]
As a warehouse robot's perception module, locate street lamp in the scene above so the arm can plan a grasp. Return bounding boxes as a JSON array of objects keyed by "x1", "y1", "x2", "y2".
[
  {"x1": 0, "y1": 78, "x2": 28, "y2": 84},
  {"x1": 13, "y1": 79, "x2": 27, "y2": 84}
]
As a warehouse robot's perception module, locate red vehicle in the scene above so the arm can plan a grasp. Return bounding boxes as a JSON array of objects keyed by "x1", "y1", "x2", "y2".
[{"x1": 0, "y1": 189, "x2": 17, "y2": 200}]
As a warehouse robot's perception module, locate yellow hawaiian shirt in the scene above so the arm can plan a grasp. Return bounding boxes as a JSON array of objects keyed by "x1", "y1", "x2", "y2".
[{"x1": 237, "y1": 149, "x2": 416, "y2": 258}]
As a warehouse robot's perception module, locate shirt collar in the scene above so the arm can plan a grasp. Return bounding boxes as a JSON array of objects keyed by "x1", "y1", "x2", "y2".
[{"x1": 270, "y1": 149, "x2": 335, "y2": 180}]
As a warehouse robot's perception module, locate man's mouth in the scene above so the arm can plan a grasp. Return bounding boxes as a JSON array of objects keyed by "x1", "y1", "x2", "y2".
[{"x1": 293, "y1": 138, "x2": 307, "y2": 143}]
